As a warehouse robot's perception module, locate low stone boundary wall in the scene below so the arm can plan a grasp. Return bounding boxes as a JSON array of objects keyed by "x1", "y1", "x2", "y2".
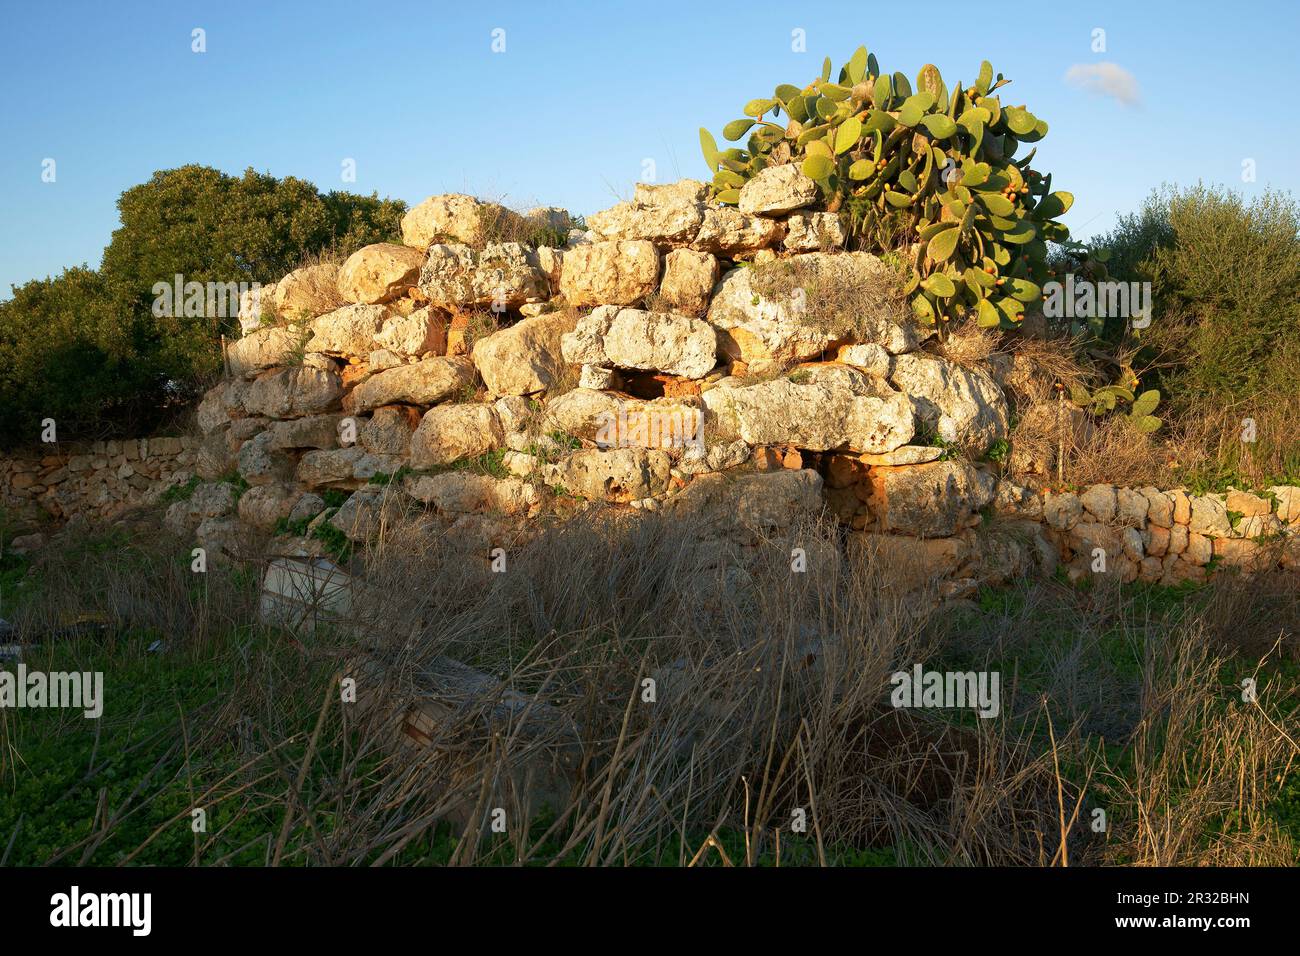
[{"x1": 0, "y1": 436, "x2": 198, "y2": 527}]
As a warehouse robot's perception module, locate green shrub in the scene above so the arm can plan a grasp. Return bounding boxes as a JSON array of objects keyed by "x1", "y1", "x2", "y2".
[
  {"x1": 0, "y1": 165, "x2": 405, "y2": 448},
  {"x1": 1095, "y1": 184, "x2": 1300, "y2": 405},
  {"x1": 700, "y1": 45, "x2": 1082, "y2": 334}
]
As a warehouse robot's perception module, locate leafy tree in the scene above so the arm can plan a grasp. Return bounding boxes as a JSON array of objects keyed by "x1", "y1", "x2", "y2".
[
  {"x1": 0, "y1": 166, "x2": 405, "y2": 446},
  {"x1": 1095, "y1": 184, "x2": 1300, "y2": 404}
]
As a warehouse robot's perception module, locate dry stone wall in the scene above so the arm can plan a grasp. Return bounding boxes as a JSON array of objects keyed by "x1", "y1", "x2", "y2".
[
  {"x1": 5, "y1": 174, "x2": 1299, "y2": 589},
  {"x1": 0, "y1": 436, "x2": 198, "y2": 548}
]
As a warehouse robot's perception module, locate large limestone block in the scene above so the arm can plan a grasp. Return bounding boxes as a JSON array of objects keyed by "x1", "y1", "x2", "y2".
[
  {"x1": 404, "y1": 472, "x2": 538, "y2": 516},
  {"x1": 586, "y1": 180, "x2": 708, "y2": 245},
  {"x1": 706, "y1": 253, "x2": 915, "y2": 371},
  {"x1": 243, "y1": 367, "x2": 344, "y2": 419},
  {"x1": 737, "y1": 164, "x2": 819, "y2": 216},
  {"x1": 307, "y1": 304, "x2": 389, "y2": 360},
  {"x1": 375, "y1": 307, "x2": 448, "y2": 358},
  {"x1": 864, "y1": 460, "x2": 997, "y2": 537},
  {"x1": 345, "y1": 356, "x2": 475, "y2": 412},
  {"x1": 559, "y1": 240, "x2": 659, "y2": 307},
  {"x1": 337, "y1": 243, "x2": 426, "y2": 304},
  {"x1": 561, "y1": 305, "x2": 717, "y2": 379},
  {"x1": 274, "y1": 263, "x2": 340, "y2": 320},
  {"x1": 658, "y1": 249, "x2": 719, "y2": 316},
  {"x1": 542, "y1": 447, "x2": 671, "y2": 502},
  {"x1": 888, "y1": 352, "x2": 1009, "y2": 451},
  {"x1": 702, "y1": 374, "x2": 913, "y2": 454},
  {"x1": 472, "y1": 311, "x2": 576, "y2": 396},
  {"x1": 401, "y1": 193, "x2": 526, "y2": 250},
  {"x1": 228, "y1": 326, "x2": 304, "y2": 378},
  {"x1": 418, "y1": 243, "x2": 549, "y2": 310},
  {"x1": 410, "y1": 404, "x2": 504, "y2": 468}
]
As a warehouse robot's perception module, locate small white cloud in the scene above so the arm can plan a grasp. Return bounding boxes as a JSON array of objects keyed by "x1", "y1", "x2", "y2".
[{"x1": 1064, "y1": 62, "x2": 1140, "y2": 106}]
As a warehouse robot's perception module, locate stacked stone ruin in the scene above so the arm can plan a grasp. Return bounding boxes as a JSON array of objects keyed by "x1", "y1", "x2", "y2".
[{"x1": 6, "y1": 165, "x2": 1298, "y2": 585}]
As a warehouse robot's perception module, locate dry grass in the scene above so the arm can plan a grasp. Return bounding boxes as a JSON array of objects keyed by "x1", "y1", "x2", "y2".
[
  {"x1": 938, "y1": 320, "x2": 1002, "y2": 370},
  {"x1": 1095, "y1": 620, "x2": 1297, "y2": 865},
  {"x1": 3, "y1": 502, "x2": 1298, "y2": 867},
  {"x1": 472, "y1": 199, "x2": 572, "y2": 250},
  {"x1": 748, "y1": 254, "x2": 911, "y2": 344}
]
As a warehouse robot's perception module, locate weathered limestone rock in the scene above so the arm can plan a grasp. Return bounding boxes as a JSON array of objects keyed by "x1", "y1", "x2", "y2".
[
  {"x1": 738, "y1": 164, "x2": 819, "y2": 216},
  {"x1": 783, "y1": 211, "x2": 846, "y2": 252},
  {"x1": 359, "y1": 406, "x2": 419, "y2": 457},
  {"x1": 1170, "y1": 489, "x2": 1191, "y2": 525},
  {"x1": 664, "y1": 468, "x2": 824, "y2": 536},
  {"x1": 410, "y1": 404, "x2": 504, "y2": 468},
  {"x1": 1079, "y1": 484, "x2": 1118, "y2": 523},
  {"x1": 274, "y1": 263, "x2": 340, "y2": 320},
  {"x1": 1117, "y1": 487, "x2": 1151, "y2": 526},
  {"x1": 1269, "y1": 486, "x2": 1300, "y2": 524},
  {"x1": 586, "y1": 180, "x2": 708, "y2": 245},
  {"x1": 559, "y1": 240, "x2": 660, "y2": 307},
  {"x1": 401, "y1": 194, "x2": 525, "y2": 250},
  {"x1": 418, "y1": 243, "x2": 549, "y2": 310},
  {"x1": 306, "y1": 304, "x2": 388, "y2": 361},
  {"x1": 266, "y1": 414, "x2": 343, "y2": 450},
  {"x1": 351, "y1": 452, "x2": 405, "y2": 483},
  {"x1": 238, "y1": 482, "x2": 298, "y2": 530},
  {"x1": 702, "y1": 374, "x2": 913, "y2": 454},
  {"x1": 1168, "y1": 523, "x2": 1189, "y2": 555},
  {"x1": 243, "y1": 367, "x2": 344, "y2": 419},
  {"x1": 1226, "y1": 489, "x2": 1271, "y2": 518},
  {"x1": 992, "y1": 479, "x2": 1044, "y2": 519},
  {"x1": 835, "y1": 343, "x2": 894, "y2": 377},
  {"x1": 561, "y1": 305, "x2": 717, "y2": 379},
  {"x1": 707, "y1": 253, "x2": 914, "y2": 371},
  {"x1": 1213, "y1": 537, "x2": 1271, "y2": 571},
  {"x1": 374, "y1": 307, "x2": 448, "y2": 358},
  {"x1": 658, "y1": 249, "x2": 719, "y2": 316},
  {"x1": 337, "y1": 243, "x2": 425, "y2": 304},
  {"x1": 369, "y1": 349, "x2": 404, "y2": 373},
  {"x1": 540, "y1": 388, "x2": 621, "y2": 435},
  {"x1": 236, "y1": 432, "x2": 296, "y2": 486},
  {"x1": 228, "y1": 326, "x2": 304, "y2": 378},
  {"x1": 164, "y1": 481, "x2": 237, "y2": 532},
  {"x1": 404, "y1": 472, "x2": 538, "y2": 516},
  {"x1": 346, "y1": 356, "x2": 474, "y2": 412},
  {"x1": 1044, "y1": 491, "x2": 1083, "y2": 531},
  {"x1": 542, "y1": 389, "x2": 702, "y2": 452},
  {"x1": 579, "y1": 365, "x2": 620, "y2": 390},
  {"x1": 297, "y1": 447, "x2": 366, "y2": 488},
  {"x1": 238, "y1": 282, "x2": 275, "y2": 334},
  {"x1": 288, "y1": 492, "x2": 326, "y2": 525},
  {"x1": 864, "y1": 460, "x2": 996, "y2": 538},
  {"x1": 888, "y1": 352, "x2": 1008, "y2": 451},
  {"x1": 330, "y1": 485, "x2": 405, "y2": 540},
  {"x1": 690, "y1": 206, "x2": 785, "y2": 255},
  {"x1": 857, "y1": 533, "x2": 974, "y2": 585},
  {"x1": 858, "y1": 445, "x2": 946, "y2": 467},
  {"x1": 197, "y1": 379, "x2": 250, "y2": 432},
  {"x1": 195, "y1": 516, "x2": 242, "y2": 560},
  {"x1": 526, "y1": 206, "x2": 572, "y2": 231},
  {"x1": 535, "y1": 246, "x2": 565, "y2": 293},
  {"x1": 1184, "y1": 531, "x2": 1213, "y2": 566},
  {"x1": 472, "y1": 311, "x2": 575, "y2": 396},
  {"x1": 542, "y1": 447, "x2": 671, "y2": 502},
  {"x1": 1189, "y1": 495, "x2": 1231, "y2": 537}
]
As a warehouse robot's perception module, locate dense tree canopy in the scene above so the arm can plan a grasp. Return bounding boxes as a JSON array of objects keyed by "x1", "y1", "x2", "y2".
[{"x1": 0, "y1": 166, "x2": 405, "y2": 446}]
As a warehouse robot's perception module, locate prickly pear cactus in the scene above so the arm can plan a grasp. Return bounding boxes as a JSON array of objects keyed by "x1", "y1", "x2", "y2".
[{"x1": 700, "y1": 47, "x2": 1079, "y2": 333}]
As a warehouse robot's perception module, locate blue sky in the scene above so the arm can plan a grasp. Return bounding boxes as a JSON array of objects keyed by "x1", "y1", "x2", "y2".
[{"x1": 2, "y1": 0, "x2": 1297, "y2": 297}]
